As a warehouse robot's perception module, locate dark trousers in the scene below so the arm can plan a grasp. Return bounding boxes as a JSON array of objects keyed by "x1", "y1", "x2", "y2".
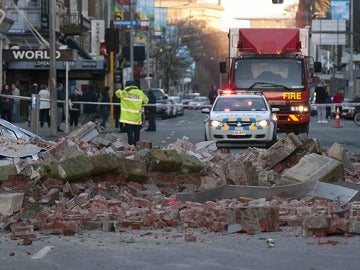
[
  {"x1": 100, "y1": 107, "x2": 109, "y2": 128},
  {"x1": 69, "y1": 109, "x2": 80, "y2": 127},
  {"x1": 1, "y1": 108, "x2": 12, "y2": 122},
  {"x1": 114, "y1": 109, "x2": 120, "y2": 128},
  {"x1": 125, "y1": 123, "x2": 141, "y2": 146},
  {"x1": 147, "y1": 110, "x2": 156, "y2": 131},
  {"x1": 39, "y1": 108, "x2": 50, "y2": 127}
]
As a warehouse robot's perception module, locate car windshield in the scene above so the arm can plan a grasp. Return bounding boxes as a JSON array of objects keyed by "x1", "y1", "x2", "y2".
[
  {"x1": 193, "y1": 97, "x2": 208, "y2": 102},
  {"x1": 213, "y1": 96, "x2": 267, "y2": 112},
  {"x1": 184, "y1": 94, "x2": 199, "y2": 99},
  {"x1": 234, "y1": 59, "x2": 305, "y2": 89}
]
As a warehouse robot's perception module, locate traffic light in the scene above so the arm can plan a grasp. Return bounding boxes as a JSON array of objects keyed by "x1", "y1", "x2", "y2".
[
  {"x1": 272, "y1": 0, "x2": 284, "y2": 3},
  {"x1": 105, "y1": 28, "x2": 120, "y2": 53},
  {"x1": 115, "y1": 11, "x2": 123, "y2": 20},
  {"x1": 100, "y1": 40, "x2": 107, "y2": 56}
]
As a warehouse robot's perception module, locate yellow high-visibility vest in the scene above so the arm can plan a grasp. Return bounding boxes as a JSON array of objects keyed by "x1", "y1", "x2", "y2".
[{"x1": 115, "y1": 86, "x2": 149, "y2": 125}]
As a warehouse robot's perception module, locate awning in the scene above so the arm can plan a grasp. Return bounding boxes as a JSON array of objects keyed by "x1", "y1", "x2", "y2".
[{"x1": 7, "y1": 59, "x2": 104, "y2": 70}]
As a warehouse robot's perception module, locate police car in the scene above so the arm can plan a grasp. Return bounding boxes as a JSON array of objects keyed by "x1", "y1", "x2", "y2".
[{"x1": 202, "y1": 90, "x2": 278, "y2": 148}]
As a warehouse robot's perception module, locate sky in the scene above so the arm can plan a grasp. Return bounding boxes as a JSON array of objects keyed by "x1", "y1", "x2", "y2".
[{"x1": 221, "y1": 0, "x2": 298, "y2": 30}]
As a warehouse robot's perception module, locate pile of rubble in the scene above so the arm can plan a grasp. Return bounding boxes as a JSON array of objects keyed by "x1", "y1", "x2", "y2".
[{"x1": 0, "y1": 122, "x2": 359, "y2": 242}]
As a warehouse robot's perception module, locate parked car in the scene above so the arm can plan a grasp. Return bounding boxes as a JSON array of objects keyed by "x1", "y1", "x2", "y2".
[
  {"x1": 162, "y1": 94, "x2": 176, "y2": 119},
  {"x1": 201, "y1": 91, "x2": 278, "y2": 148},
  {"x1": 341, "y1": 98, "x2": 356, "y2": 119},
  {"x1": 188, "y1": 96, "x2": 211, "y2": 109},
  {"x1": 182, "y1": 93, "x2": 200, "y2": 108},
  {"x1": 169, "y1": 96, "x2": 184, "y2": 116},
  {"x1": 142, "y1": 88, "x2": 168, "y2": 118}
]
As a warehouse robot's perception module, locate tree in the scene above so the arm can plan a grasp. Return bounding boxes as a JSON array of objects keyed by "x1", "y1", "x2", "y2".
[
  {"x1": 153, "y1": 25, "x2": 194, "y2": 95},
  {"x1": 153, "y1": 17, "x2": 228, "y2": 95}
]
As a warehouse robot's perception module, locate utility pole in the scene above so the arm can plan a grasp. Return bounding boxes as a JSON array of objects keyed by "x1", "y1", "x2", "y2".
[
  {"x1": 49, "y1": 0, "x2": 57, "y2": 136},
  {"x1": 349, "y1": 0, "x2": 355, "y2": 98},
  {"x1": 130, "y1": 0, "x2": 134, "y2": 80}
]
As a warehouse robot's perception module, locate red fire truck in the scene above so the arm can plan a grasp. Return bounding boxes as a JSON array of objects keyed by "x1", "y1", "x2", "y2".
[{"x1": 221, "y1": 28, "x2": 321, "y2": 134}]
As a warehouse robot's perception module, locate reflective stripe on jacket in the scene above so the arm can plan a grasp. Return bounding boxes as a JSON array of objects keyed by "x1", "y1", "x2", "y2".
[{"x1": 115, "y1": 86, "x2": 149, "y2": 125}]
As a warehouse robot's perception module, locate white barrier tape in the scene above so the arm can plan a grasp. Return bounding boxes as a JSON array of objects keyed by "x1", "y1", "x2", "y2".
[
  {"x1": 0, "y1": 94, "x2": 213, "y2": 109},
  {"x1": 311, "y1": 102, "x2": 360, "y2": 107}
]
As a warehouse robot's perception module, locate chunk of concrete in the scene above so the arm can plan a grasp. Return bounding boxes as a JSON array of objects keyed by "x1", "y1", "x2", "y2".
[
  {"x1": 0, "y1": 160, "x2": 17, "y2": 182},
  {"x1": 178, "y1": 153, "x2": 203, "y2": 174},
  {"x1": 327, "y1": 143, "x2": 355, "y2": 173},
  {"x1": 59, "y1": 154, "x2": 94, "y2": 181},
  {"x1": 125, "y1": 159, "x2": 148, "y2": 183},
  {"x1": 280, "y1": 153, "x2": 343, "y2": 184},
  {"x1": 223, "y1": 160, "x2": 258, "y2": 186},
  {"x1": 90, "y1": 153, "x2": 124, "y2": 175},
  {"x1": 66, "y1": 121, "x2": 99, "y2": 143},
  {"x1": 258, "y1": 133, "x2": 303, "y2": 169},
  {"x1": 145, "y1": 149, "x2": 183, "y2": 172},
  {"x1": 176, "y1": 182, "x2": 359, "y2": 203},
  {"x1": 0, "y1": 192, "x2": 24, "y2": 216}
]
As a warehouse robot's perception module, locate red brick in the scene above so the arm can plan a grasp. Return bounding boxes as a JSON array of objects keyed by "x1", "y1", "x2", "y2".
[{"x1": 184, "y1": 233, "x2": 196, "y2": 242}]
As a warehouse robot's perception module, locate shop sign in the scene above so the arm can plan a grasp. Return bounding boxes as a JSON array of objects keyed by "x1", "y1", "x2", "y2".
[{"x1": 2, "y1": 49, "x2": 73, "y2": 61}]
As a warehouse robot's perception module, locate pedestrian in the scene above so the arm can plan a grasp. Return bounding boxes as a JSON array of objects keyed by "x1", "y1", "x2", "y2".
[
  {"x1": 99, "y1": 86, "x2": 110, "y2": 130},
  {"x1": 324, "y1": 88, "x2": 332, "y2": 120},
  {"x1": 115, "y1": 80, "x2": 149, "y2": 148},
  {"x1": 315, "y1": 84, "x2": 327, "y2": 123},
  {"x1": 38, "y1": 84, "x2": 51, "y2": 127},
  {"x1": 114, "y1": 83, "x2": 126, "y2": 132},
  {"x1": 145, "y1": 88, "x2": 156, "y2": 132},
  {"x1": 208, "y1": 84, "x2": 218, "y2": 105},
  {"x1": 69, "y1": 87, "x2": 82, "y2": 129},
  {"x1": 27, "y1": 83, "x2": 39, "y2": 126},
  {"x1": 1, "y1": 84, "x2": 13, "y2": 122},
  {"x1": 333, "y1": 87, "x2": 344, "y2": 115},
  {"x1": 56, "y1": 82, "x2": 65, "y2": 131},
  {"x1": 82, "y1": 84, "x2": 98, "y2": 124},
  {"x1": 11, "y1": 83, "x2": 20, "y2": 122}
]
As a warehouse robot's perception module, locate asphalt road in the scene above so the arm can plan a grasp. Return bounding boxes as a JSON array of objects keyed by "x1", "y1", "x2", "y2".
[{"x1": 1, "y1": 228, "x2": 360, "y2": 270}]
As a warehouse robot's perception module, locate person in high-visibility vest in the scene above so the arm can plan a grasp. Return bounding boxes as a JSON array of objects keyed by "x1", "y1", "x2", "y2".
[{"x1": 115, "y1": 80, "x2": 149, "y2": 147}]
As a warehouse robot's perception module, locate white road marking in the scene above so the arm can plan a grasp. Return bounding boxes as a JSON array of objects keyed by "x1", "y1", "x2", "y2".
[{"x1": 31, "y1": 246, "x2": 54, "y2": 259}]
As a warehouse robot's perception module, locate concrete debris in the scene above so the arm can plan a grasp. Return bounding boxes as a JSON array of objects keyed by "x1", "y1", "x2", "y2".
[
  {"x1": 0, "y1": 124, "x2": 360, "y2": 240},
  {"x1": 0, "y1": 193, "x2": 24, "y2": 216}
]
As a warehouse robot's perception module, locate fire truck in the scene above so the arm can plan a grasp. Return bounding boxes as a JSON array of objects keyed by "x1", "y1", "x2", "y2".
[{"x1": 221, "y1": 28, "x2": 321, "y2": 134}]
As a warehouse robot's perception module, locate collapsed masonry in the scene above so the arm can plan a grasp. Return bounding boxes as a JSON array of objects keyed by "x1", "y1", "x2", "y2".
[{"x1": 0, "y1": 122, "x2": 359, "y2": 241}]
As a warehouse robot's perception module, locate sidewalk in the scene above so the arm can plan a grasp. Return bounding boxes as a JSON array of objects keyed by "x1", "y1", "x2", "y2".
[{"x1": 14, "y1": 118, "x2": 146, "y2": 143}]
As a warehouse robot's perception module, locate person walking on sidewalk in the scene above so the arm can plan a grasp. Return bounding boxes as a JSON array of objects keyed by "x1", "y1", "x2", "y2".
[
  {"x1": 82, "y1": 84, "x2": 98, "y2": 124},
  {"x1": 208, "y1": 84, "x2": 218, "y2": 105},
  {"x1": 69, "y1": 87, "x2": 82, "y2": 129},
  {"x1": 38, "y1": 84, "x2": 51, "y2": 127},
  {"x1": 99, "y1": 86, "x2": 110, "y2": 130},
  {"x1": 333, "y1": 87, "x2": 345, "y2": 115},
  {"x1": 11, "y1": 83, "x2": 20, "y2": 123},
  {"x1": 315, "y1": 84, "x2": 327, "y2": 123},
  {"x1": 56, "y1": 82, "x2": 65, "y2": 131},
  {"x1": 1, "y1": 84, "x2": 13, "y2": 122},
  {"x1": 115, "y1": 80, "x2": 148, "y2": 147}
]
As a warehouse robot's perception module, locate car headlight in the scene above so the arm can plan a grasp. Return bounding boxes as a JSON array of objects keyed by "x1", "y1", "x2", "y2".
[
  {"x1": 210, "y1": 120, "x2": 222, "y2": 128},
  {"x1": 256, "y1": 119, "x2": 270, "y2": 127},
  {"x1": 290, "y1": 105, "x2": 309, "y2": 112}
]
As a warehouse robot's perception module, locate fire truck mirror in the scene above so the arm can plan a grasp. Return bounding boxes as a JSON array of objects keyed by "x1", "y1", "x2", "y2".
[
  {"x1": 314, "y1": 62, "x2": 322, "y2": 73},
  {"x1": 220, "y1": 62, "x2": 227, "y2": 73}
]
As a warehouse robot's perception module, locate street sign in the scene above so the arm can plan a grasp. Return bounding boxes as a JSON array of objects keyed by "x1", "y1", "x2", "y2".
[{"x1": 113, "y1": 20, "x2": 137, "y2": 27}]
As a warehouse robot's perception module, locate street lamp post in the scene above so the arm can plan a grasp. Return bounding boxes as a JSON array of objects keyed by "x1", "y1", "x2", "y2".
[{"x1": 49, "y1": 0, "x2": 57, "y2": 136}]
